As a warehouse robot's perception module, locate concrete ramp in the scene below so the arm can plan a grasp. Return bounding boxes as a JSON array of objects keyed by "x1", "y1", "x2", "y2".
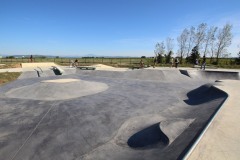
[
  {"x1": 77, "y1": 69, "x2": 190, "y2": 82},
  {"x1": 19, "y1": 63, "x2": 68, "y2": 79},
  {"x1": 21, "y1": 62, "x2": 57, "y2": 69},
  {"x1": 180, "y1": 70, "x2": 240, "y2": 81},
  {"x1": 113, "y1": 115, "x2": 166, "y2": 149},
  {"x1": 184, "y1": 84, "x2": 228, "y2": 105},
  {"x1": 160, "y1": 118, "x2": 194, "y2": 145},
  {"x1": 18, "y1": 70, "x2": 56, "y2": 79},
  {"x1": 126, "y1": 118, "x2": 194, "y2": 149}
]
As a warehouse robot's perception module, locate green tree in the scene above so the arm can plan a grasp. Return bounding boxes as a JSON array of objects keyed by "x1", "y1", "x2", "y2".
[
  {"x1": 187, "y1": 46, "x2": 200, "y2": 64},
  {"x1": 165, "y1": 51, "x2": 173, "y2": 64},
  {"x1": 157, "y1": 54, "x2": 163, "y2": 63},
  {"x1": 235, "y1": 51, "x2": 240, "y2": 65},
  {"x1": 154, "y1": 42, "x2": 165, "y2": 63}
]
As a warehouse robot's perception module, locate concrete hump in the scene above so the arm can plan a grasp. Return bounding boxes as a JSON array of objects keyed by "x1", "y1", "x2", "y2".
[
  {"x1": 5, "y1": 78, "x2": 108, "y2": 100},
  {"x1": 159, "y1": 118, "x2": 194, "y2": 145},
  {"x1": 184, "y1": 84, "x2": 228, "y2": 105},
  {"x1": 125, "y1": 117, "x2": 194, "y2": 149},
  {"x1": 127, "y1": 122, "x2": 168, "y2": 148},
  {"x1": 113, "y1": 114, "x2": 166, "y2": 149},
  {"x1": 114, "y1": 115, "x2": 194, "y2": 149}
]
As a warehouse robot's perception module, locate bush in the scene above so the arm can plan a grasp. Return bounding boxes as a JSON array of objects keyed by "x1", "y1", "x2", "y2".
[
  {"x1": 6, "y1": 56, "x2": 15, "y2": 59},
  {"x1": 211, "y1": 61, "x2": 218, "y2": 65}
]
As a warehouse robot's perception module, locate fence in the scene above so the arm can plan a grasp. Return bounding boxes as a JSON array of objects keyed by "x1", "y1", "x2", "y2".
[
  {"x1": 0, "y1": 58, "x2": 154, "y2": 66},
  {"x1": 0, "y1": 57, "x2": 238, "y2": 66}
]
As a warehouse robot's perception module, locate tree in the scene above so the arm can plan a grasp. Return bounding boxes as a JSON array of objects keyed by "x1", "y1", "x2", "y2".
[
  {"x1": 166, "y1": 37, "x2": 174, "y2": 54},
  {"x1": 177, "y1": 29, "x2": 188, "y2": 63},
  {"x1": 215, "y1": 24, "x2": 233, "y2": 64},
  {"x1": 165, "y1": 51, "x2": 173, "y2": 64},
  {"x1": 186, "y1": 26, "x2": 195, "y2": 57},
  {"x1": 209, "y1": 27, "x2": 218, "y2": 63},
  {"x1": 235, "y1": 45, "x2": 240, "y2": 65},
  {"x1": 203, "y1": 26, "x2": 217, "y2": 57},
  {"x1": 6, "y1": 56, "x2": 15, "y2": 59},
  {"x1": 195, "y1": 23, "x2": 207, "y2": 50},
  {"x1": 237, "y1": 51, "x2": 240, "y2": 64},
  {"x1": 154, "y1": 41, "x2": 165, "y2": 63},
  {"x1": 165, "y1": 37, "x2": 174, "y2": 64},
  {"x1": 154, "y1": 42, "x2": 160, "y2": 58},
  {"x1": 187, "y1": 46, "x2": 200, "y2": 64}
]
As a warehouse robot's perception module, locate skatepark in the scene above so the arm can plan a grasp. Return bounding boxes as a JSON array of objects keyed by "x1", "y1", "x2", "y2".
[{"x1": 0, "y1": 63, "x2": 240, "y2": 160}]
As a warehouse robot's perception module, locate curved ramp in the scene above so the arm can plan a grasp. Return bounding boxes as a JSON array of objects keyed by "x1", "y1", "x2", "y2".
[
  {"x1": 184, "y1": 84, "x2": 228, "y2": 105},
  {"x1": 127, "y1": 118, "x2": 194, "y2": 148},
  {"x1": 113, "y1": 115, "x2": 194, "y2": 149},
  {"x1": 180, "y1": 70, "x2": 240, "y2": 81},
  {"x1": 160, "y1": 118, "x2": 194, "y2": 145},
  {"x1": 127, "y1": 122, "x2": 168, "y2": 148},
  {"x1": 113, "y1": 114, "x2": 166, "y2": 149}
]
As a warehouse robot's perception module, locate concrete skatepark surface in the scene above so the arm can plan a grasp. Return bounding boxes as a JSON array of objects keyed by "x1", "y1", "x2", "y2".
[{"x1": 0, "y1": 64, "x2": 239, "y2": 160}]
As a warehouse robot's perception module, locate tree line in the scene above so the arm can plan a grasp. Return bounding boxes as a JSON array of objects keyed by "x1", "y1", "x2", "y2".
[{"x1": 154, "y1": 23, "x2": 235, "y2": 64}]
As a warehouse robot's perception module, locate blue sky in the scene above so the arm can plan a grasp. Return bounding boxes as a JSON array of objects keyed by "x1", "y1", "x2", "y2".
[{"x1": 0, "y1": 0, "x2": 239, "y2": 57}]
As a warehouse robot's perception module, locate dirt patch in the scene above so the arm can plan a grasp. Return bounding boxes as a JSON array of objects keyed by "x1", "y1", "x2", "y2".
[{"x1": 0, "y1": 63, "x2": 21, "y2": 69}]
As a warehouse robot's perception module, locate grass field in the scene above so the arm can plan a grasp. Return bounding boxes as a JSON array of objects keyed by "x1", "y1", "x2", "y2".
[
  {"x1": 0, "y1": 72, "x2": 21, "y2": 86},
  {"x1": 0, "y1": 57, "x2": 240, "y2": 69}
]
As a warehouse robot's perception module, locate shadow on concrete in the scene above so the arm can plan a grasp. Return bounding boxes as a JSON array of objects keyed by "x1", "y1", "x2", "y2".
[
  {"x1": 184, "y1": 84, "x2": 228, "y2": 105},
  {"x1": 127, "y1": 122, "x2": 168, "y2": 148}
]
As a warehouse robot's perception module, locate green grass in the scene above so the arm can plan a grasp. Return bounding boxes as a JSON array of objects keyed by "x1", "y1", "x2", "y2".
[
  {"x1": 1, "y1": 57, "x2": 240, "y2": 69},
  {"x1": 0, "y1": 72, "x2": 21, "y2": 86}
]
